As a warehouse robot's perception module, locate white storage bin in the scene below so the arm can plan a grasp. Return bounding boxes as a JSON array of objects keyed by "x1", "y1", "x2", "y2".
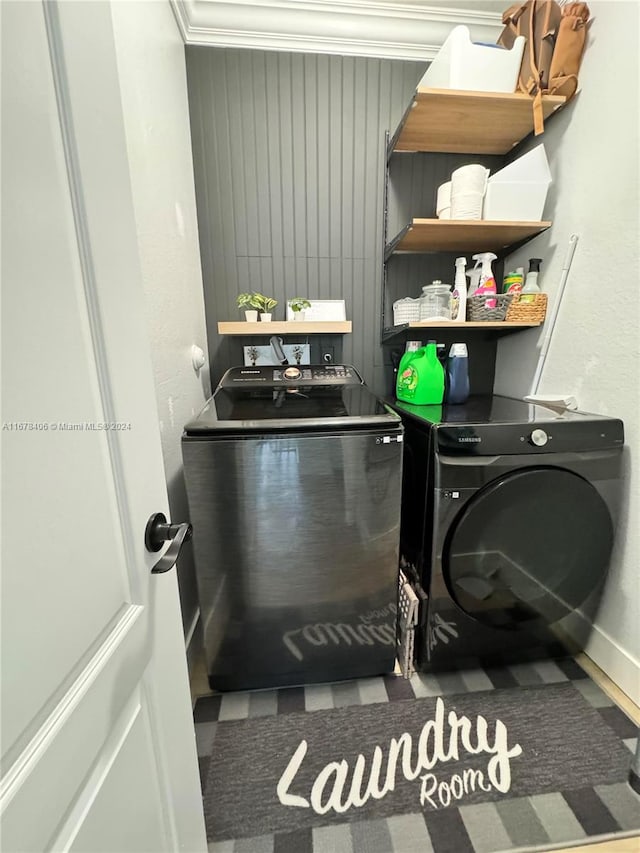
[
  {"x1": 393, "y1": 297, "x2": 421, "y2": 326},
  {"x1": 483, "y1": 144, "x2": 552, "y2": 221},
  {"x1": 419, "y1": 25, "x2": 525, "y2": 94}
]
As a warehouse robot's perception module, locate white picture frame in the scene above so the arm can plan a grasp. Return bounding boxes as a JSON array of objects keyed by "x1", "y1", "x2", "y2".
[
  {"x1": 286, "y1": 299, "x2": 346, "y2": 321},
  {"x1": 243, "y1": 344, "x2": 310, "y2": 366}
]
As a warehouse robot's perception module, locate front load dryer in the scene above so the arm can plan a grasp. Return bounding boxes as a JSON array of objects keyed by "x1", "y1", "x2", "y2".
[{"x1": 389, "y1": 395, "x2": 624, "y2": 671}]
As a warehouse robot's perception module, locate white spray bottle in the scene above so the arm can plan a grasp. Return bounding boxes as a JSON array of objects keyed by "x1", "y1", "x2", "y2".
[
  {"x1": 452, "y1": 257, "x2": 467, "y2": 322},
  {"x1": 472, "y1": 251, "x2": 498, "y2": 309},
  {"x1": 466, "y1": 260, "x2": 481, "y2": 298}
]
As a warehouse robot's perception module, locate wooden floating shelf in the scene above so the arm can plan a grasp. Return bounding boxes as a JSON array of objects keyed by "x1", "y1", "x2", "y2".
[
  {"x1": 400, "y1": 321, "x2": 541, "y2": 328},
  {"x1": 382, "y1": 320, "x2": 542, "y2": 343},
  {"x1": 392, "y1": 88, "x2": 566, "y2": 155},
  {"x1": 386, "y1": 219, "x2": 551, "y2": 255},
  {"x1": 218, "y1": 321, "x2": 352, "y2": 335}
]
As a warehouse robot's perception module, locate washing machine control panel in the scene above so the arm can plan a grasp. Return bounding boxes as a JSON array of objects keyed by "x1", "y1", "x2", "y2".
[
  {"x1": 272, "y1": 365, "x2": 360, "y2": 385},
  {"x1": 219, "y1": 364, "x2": 363, "y2": 388},
  {"x1": 529, "y1": 428, "x2": 548, "y2": 447}
]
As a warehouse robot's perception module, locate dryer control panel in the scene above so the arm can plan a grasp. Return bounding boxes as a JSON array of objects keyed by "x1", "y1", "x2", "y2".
[{"x1": 436, "y1": 420, "x2": 625, "y2": 455}]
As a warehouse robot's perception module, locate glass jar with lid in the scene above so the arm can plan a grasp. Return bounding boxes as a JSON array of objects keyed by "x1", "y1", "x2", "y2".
[{"x1": 419, "y1": 280, "x2": 452, "y2": 321}]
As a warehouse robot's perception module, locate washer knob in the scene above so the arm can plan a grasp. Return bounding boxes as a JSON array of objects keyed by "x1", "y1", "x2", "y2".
[
  {"x1": 530, "y1": 428, "x2": 548, "y2": 447},
  {"x1": 283, "y1": 366, "x2": 301, "y2": 380}
]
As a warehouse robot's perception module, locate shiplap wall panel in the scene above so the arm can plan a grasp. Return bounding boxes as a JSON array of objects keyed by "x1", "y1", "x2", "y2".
[
  {"x1": 186, "y1": 46, "x2": 425, "y2": 391},
  {"x1": 387, "y1": 151, "x2": 504, "y2": 247}
]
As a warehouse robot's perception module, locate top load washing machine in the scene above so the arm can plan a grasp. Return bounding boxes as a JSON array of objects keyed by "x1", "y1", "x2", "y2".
[
  {"x1": 183, "y1": 365, "x2": 403, "y2": 691},
  {"x1": 388, "y1": 395, "x2": 624, "y2": 671}
]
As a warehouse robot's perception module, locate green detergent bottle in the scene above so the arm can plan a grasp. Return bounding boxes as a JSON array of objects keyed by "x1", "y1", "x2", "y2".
[{"x1": 396, "y1": 340, "x2": 445, "y2": 405}]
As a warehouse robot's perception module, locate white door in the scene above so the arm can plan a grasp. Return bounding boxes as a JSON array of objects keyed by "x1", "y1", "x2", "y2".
[{"x1": 1, "y1": 2, "x2": 206, "y2": 850}]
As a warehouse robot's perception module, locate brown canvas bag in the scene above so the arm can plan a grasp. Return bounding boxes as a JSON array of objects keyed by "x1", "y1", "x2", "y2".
[
  {"x1": 499, "y1": 0, "x2": 591, "y2": 136},
  {"x1": 498, "y1": 0, "x2": 563, "y2": 134},
  {"x1": 499, "y1": 0, "x2": 562, "y2": 93},
  {"x1": 548, "y1": 2, "x2": 590, "y2": 101}
]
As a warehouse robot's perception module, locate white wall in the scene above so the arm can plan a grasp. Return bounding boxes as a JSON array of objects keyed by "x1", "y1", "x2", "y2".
[
  {"x1": 111, "y1": 1, "x2": 210, "y2": 643},
  {"x1": 495, "y1": 1, "x2": 639, "y2": 702}
]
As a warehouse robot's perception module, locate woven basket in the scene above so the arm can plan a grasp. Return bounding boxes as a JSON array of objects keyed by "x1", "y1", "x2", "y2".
[
  {"x1": 393, "y1": 297, "x2": 421, "y2": 326},
  {"x1": 505, "y1": 292, "x2": 548, "y2": 323},
  {"x1": 467, "y1": 293, "x2": 513, "y2": 322}
]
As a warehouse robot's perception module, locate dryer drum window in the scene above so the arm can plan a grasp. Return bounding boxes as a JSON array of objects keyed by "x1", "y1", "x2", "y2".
[{"x1": 442, "y1": 467, "x2": 614, "y2": 630}]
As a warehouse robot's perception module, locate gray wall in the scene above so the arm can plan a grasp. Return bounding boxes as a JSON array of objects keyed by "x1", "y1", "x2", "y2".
[
  {"x1": 385, "y1": 150, "x2": 505, "y2": 322},
  {"x1": 185, "y1": 47, "x2": 425, "y2": 395}
]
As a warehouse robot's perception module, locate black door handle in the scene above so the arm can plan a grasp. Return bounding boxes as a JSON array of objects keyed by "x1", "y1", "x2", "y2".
[{"x1": 145, "y1": 512, "x2": 193, "y2": 574}]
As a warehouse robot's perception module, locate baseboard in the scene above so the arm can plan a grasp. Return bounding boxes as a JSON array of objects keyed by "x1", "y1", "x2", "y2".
[{"x1": 584, "y1": 622, "x2": 640, "y2": 708}]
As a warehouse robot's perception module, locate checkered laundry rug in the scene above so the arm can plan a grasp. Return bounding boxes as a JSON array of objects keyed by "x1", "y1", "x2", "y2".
[{"x1": 194, "y1": 658, "x2": 640, "y2": 853}]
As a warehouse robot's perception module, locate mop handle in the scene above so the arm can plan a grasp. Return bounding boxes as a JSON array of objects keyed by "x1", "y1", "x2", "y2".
[{"x1": 529, "y1": 234, "x2": 579, "y2": 397}]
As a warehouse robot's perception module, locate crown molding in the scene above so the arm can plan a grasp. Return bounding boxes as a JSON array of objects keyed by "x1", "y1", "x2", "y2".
[{"x1": 170, "y1": 0, "x2": 503, "y2": 60}]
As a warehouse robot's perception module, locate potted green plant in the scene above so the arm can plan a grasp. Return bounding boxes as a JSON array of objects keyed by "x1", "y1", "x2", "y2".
[
  {"x1": 253, "y1": 293, "x2": 278, "y2": 322},
  {"x1": 237, "y1": 292, "x2": 260, "y2": 322},
  {"x1": 289, "y1": 297, "x2": 311, "y2": 321}
]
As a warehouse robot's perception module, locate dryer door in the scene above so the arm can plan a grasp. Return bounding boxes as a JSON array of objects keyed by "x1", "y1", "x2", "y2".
[{"x1": 443, "y1": 467, "x2": 614, "y2": 629}]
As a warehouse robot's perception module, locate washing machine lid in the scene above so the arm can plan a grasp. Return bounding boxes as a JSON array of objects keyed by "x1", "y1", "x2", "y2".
[
  {"x1": 185, "y1": 365, "x2": 401, "y2": 433},
  {"x1": 390, "y1": 395, "x2": 624, "y2": 454}
]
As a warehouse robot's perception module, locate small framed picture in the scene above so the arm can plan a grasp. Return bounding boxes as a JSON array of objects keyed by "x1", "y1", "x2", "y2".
[
  {"x1": 286, "y1": 299, "x2": 346, "y2": 321},
  {"x1": 243, "y1": 344, "x2": 310, "y2": 367}
]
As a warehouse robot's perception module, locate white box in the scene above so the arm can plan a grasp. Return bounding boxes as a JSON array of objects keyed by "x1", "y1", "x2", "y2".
[
  {"x1": 285, "y1": 299, "x2": 346, "y2": 321},
  {"x1": 483, "y1": 144, "x2": 552, "y2": 222},
  {"x1": 419, "y1": 25, "x2": 525, "y2": 94}
]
